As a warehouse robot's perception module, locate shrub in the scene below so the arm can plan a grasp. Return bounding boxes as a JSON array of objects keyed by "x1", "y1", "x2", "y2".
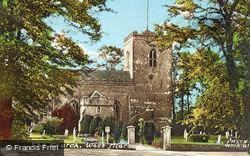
[
  {"x1": 12, "y1": 118, "x2": 30, "y2": 140},
  {"x1": 121, "y1": 124, "x2": 127, "y2": 140},
  {"x1": 113, "y1": 122, "x2": 123, "y2": 143},
  {"x1": 103, "y1": 116, "x2": 116, "y2": 133},
  {"x1": 97, "y1": 120, "x2": 105, "y2": 135},
  {"x1": 89, "y1": 117, "x2": 102, "y2": 136},
  {"x1": 33, "y1": 124, "x2": 44, "y2": 134},
  {"x1": 42, "y1": 117, "x2": 63, "y2": 135},
  {"x1": 81, "y1": 115, "x2": 94, "y2": 134},
  {"x1": 144, "y1": 121, "x2": 155, "y2": 145},
  {"x1": 52, "y1": 104, "x2": 78, "y2": 134},
  {"x1": 188, "y1": 134, "x2": 209, "y2": 142}
]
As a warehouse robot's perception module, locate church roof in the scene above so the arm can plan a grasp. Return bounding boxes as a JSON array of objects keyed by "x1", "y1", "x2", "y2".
[{"x1": 82, "y1": 70, "x2": 132, "y2": 82}]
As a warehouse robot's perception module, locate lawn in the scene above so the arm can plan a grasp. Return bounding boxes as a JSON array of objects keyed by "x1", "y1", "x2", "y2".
[{"x1": 30, "y1": 133, "x2": 84, "y2": 143}]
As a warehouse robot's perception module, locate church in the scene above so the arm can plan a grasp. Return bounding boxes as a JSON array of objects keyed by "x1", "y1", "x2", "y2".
[{"x1": 61, "y1": 30, "x2": 173, "y2": 131}]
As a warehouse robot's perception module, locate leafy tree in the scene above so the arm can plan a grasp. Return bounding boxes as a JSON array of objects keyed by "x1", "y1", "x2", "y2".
[
  {"x1": 0, "y1": 0, "x2": 111, "y2": 139},
  {"x1": 156, "y1": 0, "x2": 249, "y2": 137},
  {"x1": 52, "y1": 104, "x2": 78, "y2": 134},
  {"x1": 97, "y1": 45, "x2": 123, "y2": 70}
]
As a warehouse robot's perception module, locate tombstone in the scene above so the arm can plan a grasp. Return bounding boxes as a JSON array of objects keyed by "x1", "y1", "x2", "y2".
[
  {"x1": 225, "y1": 131, "x2": 229, "y2": 139},
  {"x1": 73, "y1": 127, "x2": 76, "y2": 143},
  {"x1": 203, "y1": 132, "x2": 206, "y2": 135},
  {"x1": 235, "y1": 131, "x2": 238, "y2": 139},
  {"x1": 42, "y1": 130, "x2": 46, "y2": 137},
  {"x1": 127, "y1": 125, "x2": 135, "y2": 145},
  {"x1": 105, "y1": 126, "x2": 110, "y2": 144},
  {"x1": 217, "y1": 135, "x2": 221, "y2": 144},
  {"x1": 64, "y1": 129, "x2": 69, "y2": 137},
  {"x1": 101, "y1": 131, "x2": 104, "y2": 144},
  {"x1": 162, "y1": 126, "x2": 171, "y2": 150},
  {"x1": 200, "y1": 131, "x2": 202, "y2": 134},
  {"x1": 230, "y1": 130, "x2": 233, "y2": 137},
  {"x1": 184, "y1": 129, "x2": 187, "y2": 138}
]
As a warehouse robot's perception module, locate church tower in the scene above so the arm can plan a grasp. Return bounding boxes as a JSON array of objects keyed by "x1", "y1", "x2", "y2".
[{"x1": 124, "y1": 31, "x2": 173, "y2": 128}]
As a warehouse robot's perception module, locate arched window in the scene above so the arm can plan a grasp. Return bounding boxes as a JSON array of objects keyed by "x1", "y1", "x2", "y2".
[
  {"x1": 96, "y1": 106, "x2": 101, "y2": 114},
  {"x1": 149, "y1": 49, "x2": 157, "y2": 67}
]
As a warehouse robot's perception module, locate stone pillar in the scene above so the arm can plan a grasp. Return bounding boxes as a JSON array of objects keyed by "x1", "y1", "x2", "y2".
[
  {"x1": 162, "y1": 126, "x2": 171, "y2": 150},
  {"x1": 127, "y1": 125, "x2": 135, "y2": 145}
]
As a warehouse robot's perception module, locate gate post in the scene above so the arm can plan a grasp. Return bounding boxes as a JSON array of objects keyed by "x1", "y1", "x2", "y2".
[
  {"x1": 162, "y1": 126, "x2": 171, "y2": 150},
  {"x1": 127, "y1": 125, "x2": 135, "y2": 145}
]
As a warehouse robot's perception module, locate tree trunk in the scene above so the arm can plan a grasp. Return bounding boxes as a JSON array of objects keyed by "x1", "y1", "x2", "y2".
[{"x1": 0, "y1": 98, "x2": 13, "y2": 140}]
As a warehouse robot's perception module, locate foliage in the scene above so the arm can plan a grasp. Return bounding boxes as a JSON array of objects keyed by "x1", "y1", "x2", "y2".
[
  {"x1": 96, "y1": 45, "x2": 123, "y2": 70},
  {"x1": 52, "y1": 104, "x2": 78, "y2": 134},
  {"x1": 121, "y1": 124, "x2": 128, "y2": 140},
  {"x1": 11, "y1": 117, "x2": 30, "y2": 140},
  {"x1": 81, "y1": 115, "x2": 94, "y2": 134},
  {"x1": 33, "y1": 124, "x2": 44, "y2": 134},
  {"x1": 144, "y1": 121, "x2": 155, "y2": 145},
  {"x1": 0, "y1": 0, "x2": 111, "y2": 139},
  {"x1": 113, "y1": 121, "x2": 123, "y2": 143},
  {"x1": 156, "y1": 0, "x2": 249, "y2": 136},
  {"x1": 138, "y1": 118, "x2": 145, "y2": 144},
  {"x1": 89, "y1": 116, "x2": 101, "y2": 136},
  {"x1": 188, "y1": 134, "x2": 209, "y2": 143},
  {"x1": 103, "y1": 116, "x2": 116, "y2": 134},
  {"x1": 42, "y1": 117, "x2": 63, "y2": 135}
]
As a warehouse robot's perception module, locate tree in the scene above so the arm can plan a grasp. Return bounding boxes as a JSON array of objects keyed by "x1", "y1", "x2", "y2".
[
  {"x1": 0, "y1": 0, "x2": 111, "y2": 139},
  {"x1": 156, "y1": 0, "x2": 249, "y2": 137},
  {"x1": 97, "y1": 45, "x2": 123, "y2": 70}
]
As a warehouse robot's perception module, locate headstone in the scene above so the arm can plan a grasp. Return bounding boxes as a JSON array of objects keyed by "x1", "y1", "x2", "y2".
[
  {"x1": 226, "y1": 131, "x2": 229, "y2": 139},
  {"x1": 42, "y1": 130, "x2": 46, "y2": 137},
  {"x1": 217, "y1": 135, "x2": 221, "y2": 144},
  {"x1": 101, "y1": 131, "x2": 104, "y2": 144},
  {"x1": 73, "y1": 127, "x2": 76, "y2": 142},
  {"x1": 64, "y1": 129, "x2": 69, "y2": 137},
  {"x1": 105, "y1": 126, "x2": 110, "y2": 144},
  {"x1": 230, "y1": 130, "x2": 233, "y2": 137},
  {"x1": 235, "y1": 131, "x2": 238, "y2": 139},
  {"x1": 200, "y1": 131, "x2": 202, "y2": 134},
  {"x1": 162, "y1": 126, "x2": 171, "y2": 150},
  {"x1": 203, "y1": 132, "x2": 206, "y2": 135},
  {"x1": 184, "y1": 130, "x2": 188, "y2": 141},
  {"x1": 127, "y1": 125, "x2": 135, "y2": 145}
]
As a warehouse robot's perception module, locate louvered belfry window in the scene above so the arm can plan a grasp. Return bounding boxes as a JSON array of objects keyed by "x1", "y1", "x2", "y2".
[{"x1": 149, "y1": 49, "x2": 157, "y2": 67}]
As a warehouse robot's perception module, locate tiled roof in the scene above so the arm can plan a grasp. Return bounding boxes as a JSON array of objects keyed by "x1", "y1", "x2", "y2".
[{"x1": 82, "y1": 70, "x2": 132, "y2": 82}]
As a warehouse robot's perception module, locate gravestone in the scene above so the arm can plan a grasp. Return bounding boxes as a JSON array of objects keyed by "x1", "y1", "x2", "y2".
[
  {"x1": 42, "y1": 130, "x2": 46, "y2": 137},
  {"x1": 64, "y1": 129, "x2": 69, "y2": 137},
  {"x1": 217, "y1": 135, "x2": 221, "y2": 144},
  {"x1": 235, "y1": 131, "x2": 238, "y2": 139},
  {"x1": 184, "y1": 129, "x2": 188, "y2": 141},
  {"x1": 162, "y1": 126, "x2": 171, "y2": 150},
  {"x1": 105, "y1": 126, "x2": 110, "y2": 144},
  {"x1": 226, "y1": 131, "x2": 229, "y2": 139},
  {"x1": 101, "y1": 131, "x2": 104, "y2": 144},
  {"x1": 73, "y1": 127, "x2": 76, "y2": 142},
  {"x1": 127, "y1": 125, "x2": 135, "y2": 145}
]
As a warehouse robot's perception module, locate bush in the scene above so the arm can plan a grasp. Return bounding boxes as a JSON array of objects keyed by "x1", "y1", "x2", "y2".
[
  {"x1": 33, "y1": 124, "x2": 44, "y2": 134},
  {"x1": 42, "y1": 117, "x2": 62, "y2": 135},
  {"x1": 89, "y1": 117, "x2": 102, "y2": 136},
  {"x1": 81, "y1": 115, "x2": 94, "y2": 134},
  {"x1": 113, "y1": 122, "x2": 123, "y2": 143},
  {"x1": 121, "y1": 124, "x2": 127, "y2": 140},
  {"x1": 104, "y1": 117, "x2": 116, "y2": 133},
  {"x1": 52, "y1": 104, "x2": 78, "y2": 134},
  {"x1": 144, "y1": 121, "x2": 155, "y2": 145},
  {"x1": 12, "y1": 118, "x2": 30, "y2": 140},
  {"x1": 188, "y1": 134, "x2": 209, "y2": 142}
]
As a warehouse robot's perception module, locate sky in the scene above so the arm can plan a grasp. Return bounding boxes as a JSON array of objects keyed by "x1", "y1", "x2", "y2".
[{"x1": 45, "y1": 0, "x2": 175, "y2": 59}]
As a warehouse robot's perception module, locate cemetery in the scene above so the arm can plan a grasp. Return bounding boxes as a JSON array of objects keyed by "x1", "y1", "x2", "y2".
[{"x1": 27, "y1": 115, "x2": 248, "y2": 152}]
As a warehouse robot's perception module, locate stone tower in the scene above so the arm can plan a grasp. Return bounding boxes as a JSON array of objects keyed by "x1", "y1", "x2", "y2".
[{"x1": 124, "y1": 31, "x2": 172, "y2": 129}]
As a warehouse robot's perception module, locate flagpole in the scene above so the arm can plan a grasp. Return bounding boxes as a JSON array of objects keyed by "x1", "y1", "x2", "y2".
[{"x1": 146, "y1": 0, "x2": 149, "y2": 31}]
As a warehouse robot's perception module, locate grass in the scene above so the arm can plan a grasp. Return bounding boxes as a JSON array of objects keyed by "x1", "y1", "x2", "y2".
[
  {"x1": 30, "y1": 133, "x2": 84, "y2": 143},
  {"x1": 153, "y1": 135, "x2": 225, "y2": 145}
]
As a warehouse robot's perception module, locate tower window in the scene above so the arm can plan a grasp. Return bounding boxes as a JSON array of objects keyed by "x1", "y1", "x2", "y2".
[{"x1": 149, "y1": 49, "x2": 157, "y2": 67}]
